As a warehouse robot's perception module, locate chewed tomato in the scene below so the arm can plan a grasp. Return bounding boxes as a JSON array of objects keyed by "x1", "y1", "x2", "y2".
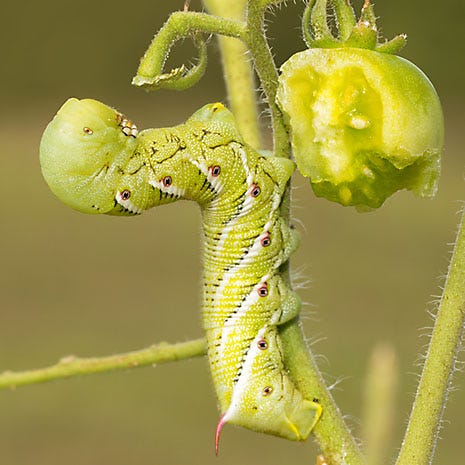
[{"x1": 277, "y1": 47, "x2": 444, "y2": 209}]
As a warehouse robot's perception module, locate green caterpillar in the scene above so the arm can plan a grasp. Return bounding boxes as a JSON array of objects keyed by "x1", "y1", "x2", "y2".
[{"x1": 40, "y1": 98, "x2": 322, "y2": 448}]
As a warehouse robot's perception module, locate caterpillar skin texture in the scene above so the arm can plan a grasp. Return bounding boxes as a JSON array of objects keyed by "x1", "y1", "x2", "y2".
[{"x1": 40, "y1": 98, "x2": 322, "y2": 442}]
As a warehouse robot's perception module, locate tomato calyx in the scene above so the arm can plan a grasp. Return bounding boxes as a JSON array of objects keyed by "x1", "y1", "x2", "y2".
[{"x1": 303, "y1": 0, "x2": 407, "y2": 54}]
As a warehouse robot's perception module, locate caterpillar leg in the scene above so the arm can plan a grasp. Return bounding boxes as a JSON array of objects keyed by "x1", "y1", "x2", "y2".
[
  {"x1": 279, "y1": 217, "x2": 301, "y2": 262},
  {"x1": 268, "y1": 277, "x2": 302, "y2": 325}
]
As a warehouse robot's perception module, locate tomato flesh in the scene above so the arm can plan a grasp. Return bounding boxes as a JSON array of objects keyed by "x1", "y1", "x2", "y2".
[{"x1": 277, "y1": 48, "x2": 444, "y2": 208}]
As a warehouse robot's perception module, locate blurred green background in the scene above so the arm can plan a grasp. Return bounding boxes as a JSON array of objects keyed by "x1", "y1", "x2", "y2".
[{"x1": 1, "y1": 1, "x2": 464, "y2": 464}]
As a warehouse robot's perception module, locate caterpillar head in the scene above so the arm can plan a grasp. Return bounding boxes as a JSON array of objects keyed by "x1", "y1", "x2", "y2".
[{"x1": 40, "y1": 98, "x2": 150, "y2": 215}]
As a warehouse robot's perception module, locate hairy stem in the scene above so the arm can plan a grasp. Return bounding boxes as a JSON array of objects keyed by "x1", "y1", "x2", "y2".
[
  {"x1": 202, "y1": 0, "x2": 262, "y2": 149},
  {"x1": 281, "y1": 322, "x2": 366, "y2": 465},
  {"x1": 245, "y1": 1, "x2": 289, "y2": 157},
  {"x1": 396, "y1": 207, "x2": 465, "y2": 465},
  {"x1": 0, "y1": 339, "x2": 206, "y2": 390},
  {"x1": 133, "y1": 11, "x2": 246, "y2": 90}
]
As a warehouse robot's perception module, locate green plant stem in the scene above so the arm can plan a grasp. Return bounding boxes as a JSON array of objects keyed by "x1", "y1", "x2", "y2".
[
  {"x1": 133, "y1": 11, "x2": 246, "y2": 90},
  {"x1": 202, "y1": 0, "x2": 262, "y2": 149},
  {"x1": 281, "y1": 322, "x2": 365, "y2": 465},
  {"x1": 245, "y1": 1, "x2": 288, "y2": 158},
  {"x1": 0, "y1": 339, "x2": 206, "y2": 390},
  {"x1": 396, "y1": 208, "x2": 465, "y2": 465}
]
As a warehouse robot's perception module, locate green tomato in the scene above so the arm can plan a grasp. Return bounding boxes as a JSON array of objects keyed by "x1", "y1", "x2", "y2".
[{"x1": 277, "y1": 48, "x2": 444, "y2": 209}]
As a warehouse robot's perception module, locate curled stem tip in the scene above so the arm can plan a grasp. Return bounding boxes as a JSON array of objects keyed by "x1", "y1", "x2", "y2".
[
  {"x1": 133, "y1": 11, "x2": 245, "y2": 91},
  {"x1": 134, "y1": 34, "x2": 207, "y2": 91}
]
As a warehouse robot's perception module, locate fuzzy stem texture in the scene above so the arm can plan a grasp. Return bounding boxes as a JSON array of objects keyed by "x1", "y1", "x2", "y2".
[
  {"x1": 396, "y1": 207, "x2": 465, "y2": 465},
  {"x1": 281, "y1": 322, "x2": 366, "y2": 465},
  {"x1": 133, "y1": 11, "x2": 246, "y2": 90},
  {"x1": 245, "y1": 1, "x2": 289, "y2": 158},
  {"x1": 0, "y1": 339, "x2": 206, "y2": 390}
]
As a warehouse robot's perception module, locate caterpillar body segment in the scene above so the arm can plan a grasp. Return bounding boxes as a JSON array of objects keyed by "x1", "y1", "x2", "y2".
[
  {"x1": 40, "y1": 99, "x2": 322, "y2": 443},
  {"x1": 218, "y1": 325, "x2": 321, "y2": 441}
]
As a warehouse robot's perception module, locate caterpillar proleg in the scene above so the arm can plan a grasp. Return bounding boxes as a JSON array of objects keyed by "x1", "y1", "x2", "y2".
[{"x1": 40, "y1": 98, "x2": 322, "y2": 446}]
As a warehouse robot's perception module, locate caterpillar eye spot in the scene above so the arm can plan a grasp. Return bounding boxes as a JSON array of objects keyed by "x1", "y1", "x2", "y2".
[
  {"x1": 162, "y1": 176, "x2": 172, "y2": 187},
  {"x1": 257, "y1": 283, "x2": 268, "y2": 297},
  {"x1": 262, "y1": 386, "x2": 273, "y2": 396},
  {"x1": 260, "y1": 233, "x2": 271, "y2": 247},
  {"x1": 250, "y1": 184, "x2": 261, "y2": 198},
  {"x1": 83, "y1": 127, "x2": 93, "y2": 135},
  {"x1": 257, "y1": 339, "x2": 268, "y2": 350},
  {"x1": 209, "y1": 165, "x2": 221, "y2": 177},
  {"x1": 121, "y1": 190, "x2": 131, "y2": 200}
]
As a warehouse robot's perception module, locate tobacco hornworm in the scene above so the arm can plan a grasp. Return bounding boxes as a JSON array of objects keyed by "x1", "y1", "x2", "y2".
[{"x1": 40, "y1": 98, "x2": 322, "y2": 447}]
